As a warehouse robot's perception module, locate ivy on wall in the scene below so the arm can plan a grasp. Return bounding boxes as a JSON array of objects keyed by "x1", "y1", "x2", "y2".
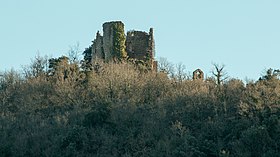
[{"x1": 112, "y1": 22, "x2": 127, "y2": 61}]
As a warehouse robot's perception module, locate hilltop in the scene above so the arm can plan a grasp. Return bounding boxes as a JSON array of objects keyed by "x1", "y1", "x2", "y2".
[{"x1": 0, "y1": 21, "x2": 280, "y2": 157}]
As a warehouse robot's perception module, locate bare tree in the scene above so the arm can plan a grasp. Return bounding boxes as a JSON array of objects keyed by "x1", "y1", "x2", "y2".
[
  {"x1": 212, "y1": 63, "x2": 228, "y2": 85},
  {"x1": 175, "y1": 62, "x2": 187, "y2": 82},
  {"x1": 158, "y1": 57, "x2": 175, "y2": 77},
  {"x1": 68, "y1": 42, "x2": 81, "y2": 64},
  {"x1": 22, "y1": 53, "x2": 48, "y2": 79}
]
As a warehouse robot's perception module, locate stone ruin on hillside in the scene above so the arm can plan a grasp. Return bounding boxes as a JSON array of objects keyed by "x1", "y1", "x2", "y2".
[
  {"x1": 85, "y1": 21, "x2": 205, "y2": 78},
  {"x1": 88, "y1": 21, "x2": 157, "y2": 70},
  {"x1": 193, "y1": 69, "x2": 204, "y2": 80}
]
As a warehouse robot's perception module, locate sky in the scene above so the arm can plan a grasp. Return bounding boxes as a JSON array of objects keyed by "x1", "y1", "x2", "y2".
[{"x1": 1, "y1": 0, "x2": 280, "y2": 80}]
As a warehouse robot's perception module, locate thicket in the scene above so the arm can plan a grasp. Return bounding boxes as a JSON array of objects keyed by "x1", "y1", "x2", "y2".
[{"x1": 0, "y1": 54, "x2": 280, "y2": 157}]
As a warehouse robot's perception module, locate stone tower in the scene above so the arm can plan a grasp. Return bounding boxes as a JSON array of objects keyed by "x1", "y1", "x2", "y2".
[
  {"x1": 102, "y1": 21, "x2": 125, "y2": 61},
  {"x1": 90, "y1": 21, "x2": 157, "y2": 70},
  {"x1": 125, "y1": 28, "x2": 156, "y2": 69},
  {"x1": 91, "y1": 21, "x2": 125, "y2": 63}
]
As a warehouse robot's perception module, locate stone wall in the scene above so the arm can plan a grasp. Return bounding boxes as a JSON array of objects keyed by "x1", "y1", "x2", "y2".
[
  {"x1": 102, "y1": 22, "x2": 115, "y2": 61},
  {"x1": 102, "y1": 21, "x2": 125, "y2": 61},
  {"x1": 126, "y1": 31, "x2": 149, "y2": 60},
  {"x1": 90, "y1": 21, "x2": 156, "y2": 69},
  {"x1": 193, "y1": 69, "x2": 204, "y2": 80},
  {"x1": 126, "y1": 28, "x2": 155, "y2": 68},
  {"x1": 91, "y1": 31, "x2": 104, "y2": 63}
]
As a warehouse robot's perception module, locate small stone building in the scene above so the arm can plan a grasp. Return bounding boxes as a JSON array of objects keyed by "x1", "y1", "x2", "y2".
[{"x1": 193, "y1": 69, "x2": 204, "y2": 80}]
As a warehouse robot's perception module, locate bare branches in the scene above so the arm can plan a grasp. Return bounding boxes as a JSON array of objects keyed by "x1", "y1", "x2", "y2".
[
  {"x1": 158, "y1": 57, "x2": 175, "y2": 77},
  {"x1": 175, "y1": 62, "x2": 187, "y2": 82},
  {"x1": 68, "y1": 42, "x2": 82, "y2": 64},
  {"x1": 212, "y1": 63, "x2": 228, "y2": 85}
]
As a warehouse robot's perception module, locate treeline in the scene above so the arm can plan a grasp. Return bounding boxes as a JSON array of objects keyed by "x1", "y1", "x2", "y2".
[{"x1": 0, "y1": 54, "x2": 280, "y2": 157}]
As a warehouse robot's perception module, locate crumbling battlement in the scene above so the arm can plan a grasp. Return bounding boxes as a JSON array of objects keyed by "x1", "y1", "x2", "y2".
[
  {"x1": 126, "y1": 28, "x2": 154, "y2": 61},
  {"x1": 92, "y1": 31, "x2": 104, "y2": 61},
  {"x1": 90, "y1": 21, "x2": 156, "y2": 70}
]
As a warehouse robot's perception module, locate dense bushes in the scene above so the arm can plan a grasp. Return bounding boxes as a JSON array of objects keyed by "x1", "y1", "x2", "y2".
[{"x1": 0, "y1": 59, "x2": 279, "y2": 156}]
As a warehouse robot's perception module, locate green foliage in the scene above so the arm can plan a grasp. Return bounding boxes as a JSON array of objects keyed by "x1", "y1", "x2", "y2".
[
  {"x1": 83, "y1": 101, "x2": 111, "y2": 127},
  {"x1": 260, "y1": 68, "x2": 280, "y2": 81},
  {"x1": 81, "y1": 46, "x2": 93, "y2": 71},
  {"x1": 112, "y1": 22, "x2": 127, "y2": 61},
  {"x1": 240, "y1": 126, "x2": 272, "y2": 156}
]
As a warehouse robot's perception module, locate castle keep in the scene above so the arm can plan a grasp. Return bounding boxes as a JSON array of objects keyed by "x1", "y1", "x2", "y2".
[
  {"x1": 90, "y1": 21, "x2": 157, "y2": 69},
  {"x1": 126, "y1": 28, "x2": 155, "y2": 62}
]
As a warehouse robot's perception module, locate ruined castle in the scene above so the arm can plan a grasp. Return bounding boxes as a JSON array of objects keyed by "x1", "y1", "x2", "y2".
[
  {"x1": 87, "y1": 21, "x2": 157, "y2": 70},
  {"x1": 85, "y1": 21, "x2": 203, "y2": 79}
]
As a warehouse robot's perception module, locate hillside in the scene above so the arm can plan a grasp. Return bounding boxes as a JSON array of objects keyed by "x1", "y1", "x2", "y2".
[
  {"x1": 1, "y1": 21, "x2": 280, "y2": 156},
  {"x1": 0, "y1": 54, "x2": 280, "y2": 156}
]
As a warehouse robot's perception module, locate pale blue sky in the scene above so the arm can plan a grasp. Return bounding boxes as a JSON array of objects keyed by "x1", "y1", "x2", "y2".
[{"x1": 1, "y1": 0, "x2": 280, "y2": 80}]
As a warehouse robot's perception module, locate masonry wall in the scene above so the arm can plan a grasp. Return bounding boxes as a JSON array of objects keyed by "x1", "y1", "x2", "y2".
[
  {"x1": 102, "y1": 22, "x2": 113, "y2": 61},
  {"x1": 102, "y1": 21, "x2": 125, "y2": 61},
  {"x1": 91, "y1": 31, "x2": 104, "y2": 63},
  {"x1": 90, "y1": 21, "x2": 156, "y2": 70},
  {"x1": 125, "y1": 28, "x2": 155, "y2": 68},
  {"x1": 126, "y1": 31, "x2": 149, "y2": 60}
]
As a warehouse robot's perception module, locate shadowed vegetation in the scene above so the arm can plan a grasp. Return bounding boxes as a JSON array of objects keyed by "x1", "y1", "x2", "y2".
[{"x1": 0, "y1": 54, "x2": 280, "y2": 157}]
